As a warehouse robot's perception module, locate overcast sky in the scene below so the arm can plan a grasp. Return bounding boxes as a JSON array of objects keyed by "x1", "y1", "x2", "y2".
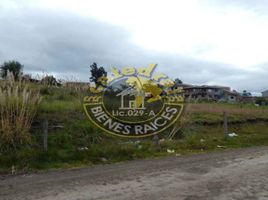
[{"x1": 1, "y1": 0, "x2": 268, "y2": 94}]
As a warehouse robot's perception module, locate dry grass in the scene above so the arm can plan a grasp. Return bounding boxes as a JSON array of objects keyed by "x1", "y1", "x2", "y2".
[
  {"x1": 0, "y1": 72, "x2": 42, "y2": 150},
  {"x1": 188, "y1": 103, "x2": 268, "y2": 117},
  {"x1": 169, "y1": 102, "x2": 268, "y2": 139},
  {"x1": 168, "y1": 103, "x2": 192, "y2": 139}
]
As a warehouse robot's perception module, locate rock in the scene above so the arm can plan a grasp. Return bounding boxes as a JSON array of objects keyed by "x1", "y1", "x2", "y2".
[
  {"x1": 78, "y1": 147, "x2": 88, "y2": 151},
  {"x1": 228, "y1": 133, "x2": 238, "y2": 137},
  {"x1": 100, "y1": 157, "x2": 108, "y2": 162},
  {"x1": 167, "y1": 149, "x2": 175, "y2": 153},
  {"x1": 200, "y1": 139, "x2": 205, "y2": 143},
  {"x1": 11, "y1": 165, "x2": 16, "y2": 175}
]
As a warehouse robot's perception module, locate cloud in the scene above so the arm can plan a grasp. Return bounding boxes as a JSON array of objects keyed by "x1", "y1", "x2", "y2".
[
  {"x1": 0, "y1": 7, "x2": 132, "y2": 76},
  {"x1": 0, "y1": 4, "x2": 267, "y2": 93}
]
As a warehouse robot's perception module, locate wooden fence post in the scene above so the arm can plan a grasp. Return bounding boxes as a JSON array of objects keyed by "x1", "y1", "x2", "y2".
[
  {"x1": 43, "y1": 119, "x2": 48, "y2": 152},
  {"x1": 153, "y1": 134, "x2": 159, "y2": 146},
  {"x1": 223, "y1": 111, "x2": 228, "y2": 137}
]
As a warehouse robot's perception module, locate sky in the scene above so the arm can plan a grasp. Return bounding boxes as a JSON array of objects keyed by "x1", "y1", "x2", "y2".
[{"x1": 0, "y1": 0, "x2": 268, "y2": 94}]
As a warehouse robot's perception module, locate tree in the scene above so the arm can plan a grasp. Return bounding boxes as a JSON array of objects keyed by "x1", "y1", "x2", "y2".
[
  {"x1": 256, "y1": 97, "x2": 268, "y2": 106},
  {"x1": 242, "y1": 90, "x2": 252, "y2": 97},
  {"x1": 171, "y1": 78, "x2": 183, "y2": 90},
  {"x1": 1, "y1": 60, "x2": 23, "y2": 80},
  {"x1": 89, "y1": 62, "x2": 107, "y2": 88},
  {"x1": 41, "y1": 75, "x2": 58, "y2": 86},
  {"x1": 174, "y1": 78, "x2": 183, "y2": 85}
]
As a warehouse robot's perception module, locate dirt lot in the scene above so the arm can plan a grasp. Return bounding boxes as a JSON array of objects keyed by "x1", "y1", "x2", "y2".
[{"x1": 1, "y1": 146, "x2": 268, "y2": 200}]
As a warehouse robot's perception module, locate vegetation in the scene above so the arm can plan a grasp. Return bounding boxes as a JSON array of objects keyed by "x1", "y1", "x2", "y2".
[
  {"x1": 242, "y1": 90, "x2": 252, "y2": 97},
  {"x1": 89, "y1": 62, "x2": 107, "y2": 88},
  {"x1": 256, "y1": 97, "x2": 268, "y2": 106},
  {"x1": 40, "y1": 75, "x2": 59, "y2": 86},
  {"x1": 0, "y1": 87, "x2": 267, "y2": 174},
  {"x1": 174, "y1": 78, "x2": 183, "y2": 85},
  {"x1": 0, "y1": 61, "x2": 268, "y2": 174},
  {"x1": 1, "y1": 61, "x2": 23, "y2": 81},
  {"x1": 0, "y1": 73, "x2": 41, "y2": 153},
  {"x1": 1, "y1": 120, "x2": 268, "y2": 173}
]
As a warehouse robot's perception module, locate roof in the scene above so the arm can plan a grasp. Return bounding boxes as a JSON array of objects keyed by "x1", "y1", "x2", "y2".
[
  {"x1": 116, "y1": 87, "x2": 146, "y2": 97},
  {"x1": 222, "y1": 89, "x2": 240, "y2": 96},
  {"x1": 173, "y1": 83, "x2": 193, "y2": 88},
  {"x1": 116, "y1": 87, "x2": 136, "y2": 96},
  {"x1": 184, "y1": 85, "x2": 230, "y2": 90},
  {"x1": 64, "y1": 81, "x2": 90, "y2": 85}
]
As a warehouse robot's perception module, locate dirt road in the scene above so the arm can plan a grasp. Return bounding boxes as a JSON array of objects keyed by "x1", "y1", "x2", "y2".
[{"x1": 1, "y1": 146, "x2": 268, "y2": 200}]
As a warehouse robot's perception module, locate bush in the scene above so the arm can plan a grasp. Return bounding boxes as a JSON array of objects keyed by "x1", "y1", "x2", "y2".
[
  {"x1": 0, "y1": 73, "x2": 42, "y2": 152},
  {"x1": 40, "y1": 75, "x2": 59, "y2": 86},
  {"x1": 256, "y1": 97, "x2": 268, "y2": 106}
]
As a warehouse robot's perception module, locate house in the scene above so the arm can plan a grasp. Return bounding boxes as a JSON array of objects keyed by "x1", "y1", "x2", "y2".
[
  {"x1": 238, "y1": 96, "x2": 256, "y2": 104},
  {"x1": 63, "y1": 81, "x2": 90, "y2": 90},
  {"x1": 116, "y1": 87, "x2": 145, "y2": 109},
  {"x1": 172, "y1": 83, "x2": 241, "y2": 102},
  {"x1": 221, "y1": 89, "x2": 240, "y2": 102},
  {"x1": 183, "y1": 85, "x2": 234, "y2": 101},
  {"x1": 22, "y1": 74, "x2": 40, "y2": 83},
  {"x1": 262, "y1": 90, "x2": 268, "y2": 97}
]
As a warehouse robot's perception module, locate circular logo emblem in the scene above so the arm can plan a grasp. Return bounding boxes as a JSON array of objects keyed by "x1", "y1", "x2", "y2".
[{"x1": 83, "y1": 64, "x2": 184, "y2": 138}]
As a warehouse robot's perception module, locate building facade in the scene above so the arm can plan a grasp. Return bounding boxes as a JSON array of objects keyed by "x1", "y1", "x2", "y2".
[
  {"x1": 262, "y1": 90, "x2": 268, "y2": 97},
  {"x1": 175, "y1": 84, "x2": 240, "y2": 102}
]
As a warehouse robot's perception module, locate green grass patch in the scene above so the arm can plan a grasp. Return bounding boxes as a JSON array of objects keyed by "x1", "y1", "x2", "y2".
[
  {"x1": 1, "y1": 84, "x2": 268, "y2": 173},
  {"x1": 1, "y1": 122, "x2": 268, "y2": 173}
]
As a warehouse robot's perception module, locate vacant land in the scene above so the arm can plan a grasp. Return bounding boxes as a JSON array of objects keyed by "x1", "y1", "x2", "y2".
[
  {"x1": 1, "y1": 146, "x2": 268, "y2": 200},
  {"x1": 1, "y1": 84, "x2": 268, "y2": 172}
]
